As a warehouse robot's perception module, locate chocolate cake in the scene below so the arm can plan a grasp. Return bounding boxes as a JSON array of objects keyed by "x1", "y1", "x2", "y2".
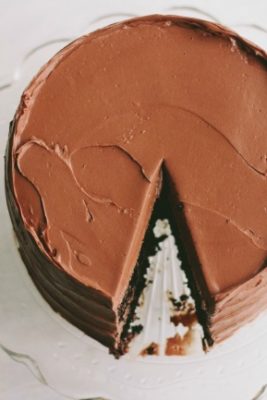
[{"x1": 5, "y1": 15, "x2": 267, "y2": 356}]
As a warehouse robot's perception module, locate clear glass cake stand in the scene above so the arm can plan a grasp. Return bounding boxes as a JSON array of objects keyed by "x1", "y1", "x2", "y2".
[{"x1": 1, "y1": 1, "x2": 267, "y2": 399}]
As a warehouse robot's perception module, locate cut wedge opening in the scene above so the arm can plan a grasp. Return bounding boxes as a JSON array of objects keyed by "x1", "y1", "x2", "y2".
[{"x1": 115, "y1": 165, "x2": 214, "y2": 356}]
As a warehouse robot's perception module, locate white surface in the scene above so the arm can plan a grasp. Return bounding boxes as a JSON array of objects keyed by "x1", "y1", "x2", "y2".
[
  {"x1": 1, "y1": 1, "x2": 267, "y2": 399},
  {"x1": 123, "y1": 222, "x2": 204, "y2": 357}
]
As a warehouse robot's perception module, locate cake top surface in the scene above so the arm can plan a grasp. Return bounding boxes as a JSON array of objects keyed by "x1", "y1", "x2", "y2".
[{"x1": 10, "y1": 15, "x2": 267, "y2": 304}]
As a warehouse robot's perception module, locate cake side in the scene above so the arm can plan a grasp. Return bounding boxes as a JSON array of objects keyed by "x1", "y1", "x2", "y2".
[
  {"x1": 211, "y1": 268, "x2": 267, "y2": 343},
  {"x1": 5, "y1": 121, "x2": 117, "y2": 348}
]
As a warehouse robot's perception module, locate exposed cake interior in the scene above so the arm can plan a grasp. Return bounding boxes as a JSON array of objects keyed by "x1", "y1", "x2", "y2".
[{"x1": 114, "y1": 167, "x2": 214, "y2": 355}]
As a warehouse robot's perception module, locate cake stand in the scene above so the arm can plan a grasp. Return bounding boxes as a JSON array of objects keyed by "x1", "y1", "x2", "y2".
[{"x1": 1, "y1": 1, "x2": 267, "y2": 399}]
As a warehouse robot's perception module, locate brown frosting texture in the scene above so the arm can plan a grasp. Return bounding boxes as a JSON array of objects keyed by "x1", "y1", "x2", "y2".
[{"x1": 11, "y1": 15, "x2": 267, "y2": 306}]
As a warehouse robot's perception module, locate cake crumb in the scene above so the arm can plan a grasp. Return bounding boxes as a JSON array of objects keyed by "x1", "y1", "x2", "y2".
[
  {"x1": 140, "y1": 342, "x2": 159, "y2": 356},
  {"x1": 165, "y1": 331, "x2": 195, "y2": 356}
]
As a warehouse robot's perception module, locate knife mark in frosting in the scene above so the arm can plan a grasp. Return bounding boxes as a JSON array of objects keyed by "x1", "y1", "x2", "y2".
[{"x1": 16, "y1": 139, "x2": 148, "y2": 213}]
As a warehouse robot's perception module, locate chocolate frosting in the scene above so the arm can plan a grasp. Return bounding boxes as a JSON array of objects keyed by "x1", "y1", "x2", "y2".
[{"x1": 9, "y1": 15, "x2": 267, "y2": 315}]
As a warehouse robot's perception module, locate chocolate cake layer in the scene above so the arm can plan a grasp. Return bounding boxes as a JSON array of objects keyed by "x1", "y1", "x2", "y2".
[{"x1": 5, "y1": 15, "x2": 267, "y2": 353}]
